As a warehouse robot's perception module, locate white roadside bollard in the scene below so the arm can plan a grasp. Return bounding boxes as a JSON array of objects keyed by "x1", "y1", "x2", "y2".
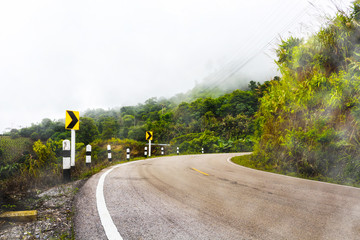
[
  {"x1": 177, "y1": 147, "x2": 179, "y2": 155},
  {"x1": 144, "y1": 146, "x2": 148, "y2": 158},
  {"x1": 161, "y1": 147, "x2": 164, "y2": 156},
  {"x1": 63, "y1": 140, "x2": 71, "y2": 182},
  {"x1": 126, "y1": 147, "x2": 130, "y2": 161},
  {"x1": 107, "y1": 145, "x2": 112, "y2": 162},
  {"x1": 202, "y1": 148, "x2": 204, "y2": 154},
  {"x1": 86, "y1": 144, "x2": 91, "y2": 167}
]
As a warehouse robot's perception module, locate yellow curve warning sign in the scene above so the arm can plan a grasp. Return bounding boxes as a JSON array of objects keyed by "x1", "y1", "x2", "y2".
[
  {"x1": 65, "y1": 110, "x2": 80, "y2": 130},
  {"x1": 146, "y1": 131, "x2": 153, "y2": 141}
]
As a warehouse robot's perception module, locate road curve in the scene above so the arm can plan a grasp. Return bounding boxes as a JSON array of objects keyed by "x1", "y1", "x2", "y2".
[{"x1": 75, "y1": 153, "x2": 360, "y2": 240}]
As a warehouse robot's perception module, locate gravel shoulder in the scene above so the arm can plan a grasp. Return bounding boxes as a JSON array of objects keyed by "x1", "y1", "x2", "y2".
[{"x1": 0, "y1": 179, "x2": 86, "y2": 240}]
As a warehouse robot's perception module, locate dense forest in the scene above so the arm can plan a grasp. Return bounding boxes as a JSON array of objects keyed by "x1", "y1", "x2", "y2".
[
  {"x1": 4, "y1": 83, "x2": 264, "y2": 148},
  {"x1": 0, "y1": 80, "x2": 270, "y2": 203}
]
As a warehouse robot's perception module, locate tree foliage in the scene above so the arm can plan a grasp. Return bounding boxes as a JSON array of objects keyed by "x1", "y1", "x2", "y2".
[
  {"x1": 253, "y1": 2, "x2": 360, "y2": 184},
  {"x1": 77, "y1": 117, "x2": 99, "y2": 145},
  {"x1": 3, "y1": 81, "x2": 263, "y2": 161}
]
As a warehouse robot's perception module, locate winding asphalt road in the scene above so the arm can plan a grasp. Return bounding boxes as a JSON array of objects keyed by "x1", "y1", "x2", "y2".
[{"x1": 74, "y1": 153, "x2": 360, "y2": 239}]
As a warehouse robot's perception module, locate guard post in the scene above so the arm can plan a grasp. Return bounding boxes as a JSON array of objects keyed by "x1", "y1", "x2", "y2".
[
  {"x1": 86, "y1": 144, "x2": 91, "y2": 167},
  {"x1": 161, "y1": 147, "x2": 164, "y2": 156},
  {"x1": 107, "y1": 145, "x2": 112, "y2": 162},
  {"x1": 144, "y1": 146, "x2": 148, "y2": 158},
  {"x1": 126, "y1": 147, "x2": 130, "y2": 161},
  {"x1": 62, "y1": 140, "x2": 71, "y2": 182},
  {"x1": 202, "y1": 148, "x2": 204, "y2": 154},
  {"x1": 177, "y1": 147, "x2": 179, "y2": 155}
]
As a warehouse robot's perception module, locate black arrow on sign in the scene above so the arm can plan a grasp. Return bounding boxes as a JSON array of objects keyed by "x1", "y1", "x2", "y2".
[
  {"x1": 67, "y1": 111, "x2": 79, "y2": 129},
  {"x1": 146, "y1": 131, "x2": 153, "y2": 140}
]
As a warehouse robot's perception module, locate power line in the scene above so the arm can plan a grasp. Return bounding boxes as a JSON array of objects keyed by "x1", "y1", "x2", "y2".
[
  {"x1": 199, "y1": 1, "x2": 312, "y2": 93},
  {"x1": 203, "y1": 0, "x2": 303, "y2": 87}
]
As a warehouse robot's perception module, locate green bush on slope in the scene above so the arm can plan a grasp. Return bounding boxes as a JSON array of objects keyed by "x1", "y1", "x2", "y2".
[{"x1": 253, "y1": 2, "x2": 360, "y2": 184}]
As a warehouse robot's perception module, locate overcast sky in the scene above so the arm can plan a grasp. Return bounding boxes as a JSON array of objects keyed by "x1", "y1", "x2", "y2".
[{"x1": 0, "y1": 0, "x2": 354, "y2": 133}]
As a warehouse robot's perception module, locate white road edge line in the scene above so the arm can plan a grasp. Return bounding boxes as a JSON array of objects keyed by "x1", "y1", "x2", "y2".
[
  {"x1": 96, "y1": 166, "x2": 123, "y2": 240},
  {"x1": 96, "y1": 158, "x2": 160, "y2": 240}
]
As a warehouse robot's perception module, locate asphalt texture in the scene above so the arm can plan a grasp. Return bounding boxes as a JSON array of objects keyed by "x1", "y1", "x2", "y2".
[{"x1": 74, "y1": 153, "x2": 360, "y2": 240}]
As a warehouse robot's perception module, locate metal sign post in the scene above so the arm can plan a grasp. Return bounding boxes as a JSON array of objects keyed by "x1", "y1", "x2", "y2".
[
  {"x1": 146, "y1": 131, "x2": 153, "y2": 157},
  {"x1": 149, "y1": 140, "x2": 151, "y2": 157},
  {"x1": 71, "y1": 130, "x2": 75, "y2": 167},
  {"x1": 65, "y1": 110, "x2": 79, "y2": 169}
]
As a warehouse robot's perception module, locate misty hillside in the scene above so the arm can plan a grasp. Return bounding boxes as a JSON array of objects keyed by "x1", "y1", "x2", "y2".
[
  {"x1": 167, "y1": 72, "x2": 256, "y2": 104},
  {"x1": 1, "y1": 79, "x2": 272, "y2": 205},
  {"x1": 252, "y1": 2, "x2": 360, "y2": 185}
]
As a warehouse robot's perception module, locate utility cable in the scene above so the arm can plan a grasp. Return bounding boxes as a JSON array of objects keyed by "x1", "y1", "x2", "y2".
[{"x1": 200, "y1": 0, "x2": 312, "y2": 93}]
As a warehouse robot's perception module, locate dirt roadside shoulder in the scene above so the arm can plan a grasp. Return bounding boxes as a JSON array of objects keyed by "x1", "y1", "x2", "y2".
[{"x1": 0, "y1": 179, "x2": 86, "y2": 240}]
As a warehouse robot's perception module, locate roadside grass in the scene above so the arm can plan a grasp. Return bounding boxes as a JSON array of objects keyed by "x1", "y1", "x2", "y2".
[
  {"x1": 77, "y1": 157, "x2": 147, "y2": 179},
  {"x1": 76, "y1": 153, "x2": 193, "y2": 180},
  {"x1": 231, "y1": 154, "x2": 360, "y2": 188},
  {"x1": 231, "y1": 154, "x2": 276, "y2": 173}
]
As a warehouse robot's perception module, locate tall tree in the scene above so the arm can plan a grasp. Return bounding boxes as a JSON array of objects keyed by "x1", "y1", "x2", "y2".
[{"x1": 77, "y1": 117, "x2": 99, "y2": 145}]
